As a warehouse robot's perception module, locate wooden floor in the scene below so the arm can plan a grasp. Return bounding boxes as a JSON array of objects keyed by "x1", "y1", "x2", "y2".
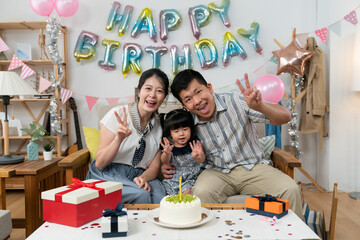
[{"x1": 4, "y1": 184, "x2": 360, "y2": 240}]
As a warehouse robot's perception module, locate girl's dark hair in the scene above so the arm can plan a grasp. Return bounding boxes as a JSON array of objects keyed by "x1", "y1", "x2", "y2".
[
  {"x1": 160, "y1": 109, "x2": 196, "y2": 142},
  {"x1": 138, "y1": 68, "x2": 169, "y2": 97}
]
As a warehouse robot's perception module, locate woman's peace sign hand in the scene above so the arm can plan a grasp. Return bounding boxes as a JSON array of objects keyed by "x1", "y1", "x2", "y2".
[{"x1": 114, "y1": 106, "x2": 132, "y2": 141}]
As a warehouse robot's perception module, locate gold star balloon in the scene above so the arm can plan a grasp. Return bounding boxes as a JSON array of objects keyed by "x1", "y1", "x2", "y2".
[{"x1": 272, "y1": 36, "x2": 313, "y2": 77}]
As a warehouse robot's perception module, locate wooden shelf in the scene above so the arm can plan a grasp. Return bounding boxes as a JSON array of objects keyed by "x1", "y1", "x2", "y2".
[
  {"x1": 0, "y1": 60, "x2": 53, "y2": 66},
  {"x1": 0, "y1": 21, "x2": 47, "y2": 30},
  {"x1": 0, "y1": 134, "x2": 68, "y2": 140}
]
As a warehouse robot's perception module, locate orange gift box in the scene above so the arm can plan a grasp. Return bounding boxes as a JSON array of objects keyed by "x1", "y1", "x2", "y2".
[{"x1": 245, "y1": 194, "x2": 289, "y2": 219}]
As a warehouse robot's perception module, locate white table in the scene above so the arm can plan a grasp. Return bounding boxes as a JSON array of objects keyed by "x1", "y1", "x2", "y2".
[{"x1": 27, "y1": 209, "x2": 320, "y2": 240}]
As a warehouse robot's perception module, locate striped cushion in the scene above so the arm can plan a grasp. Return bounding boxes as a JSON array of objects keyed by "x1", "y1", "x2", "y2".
[{"x1": 258, "y1": 135, "x2": 276, "y2": 159}]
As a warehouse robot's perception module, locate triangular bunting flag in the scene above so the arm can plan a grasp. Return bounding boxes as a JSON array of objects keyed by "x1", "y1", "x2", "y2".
[
  {"x1": 39, "y1": 76, "x2": 52, "y2": 93},
  {"x1": 315, "y1": 27, "x2": 328, "y2": 44},
  {"x1": 269, "y1": 56, "x2": 278, "y2": 64},
  {"x1": 85, "y1": 96, "x2": 99, "y2": 111},
  {"x1": 60, "y1": 88, "x2": 74, "y2": 104},
  {"x1": 296, "y1": 33, "x2": 309, "y2": 47},
  {"x1": 20, "y1": 65, "x2": 36, "y2": 79},
  {"x1": 126, "y1": 96, "x2": 135, "y2": 102},
  {"x1": 344, "y1": 10, "x2": 358, "y2": 25},
  {"x1": 328, "y1": 21, "x2": 342, "y2": 36},
  {"x1": 106, "y1": 98, "x2": 119, "y2": 106},
  {"x1": 8, "y1": 54, "x2": 24, "y2": 70},
  {"x1": 0, "y1": 37, "x2": 9, "y2": 52}
]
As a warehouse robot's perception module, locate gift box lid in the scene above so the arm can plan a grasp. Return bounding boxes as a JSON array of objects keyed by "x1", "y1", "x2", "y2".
[
  {"x1": 41, "y1": 179, "x2": 123, "y2": 204},
  {"x1": 245, "y1": 195, "x2": 289, "y2": 214}
]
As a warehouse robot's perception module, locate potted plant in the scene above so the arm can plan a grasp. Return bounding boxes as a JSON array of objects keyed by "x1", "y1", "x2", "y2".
[
  {"x1": 21, "y1": 121, "x2": 46, "y2": 160},
  {"x1": 43, "y1": 143, "x2": 54, "y2": 161}
]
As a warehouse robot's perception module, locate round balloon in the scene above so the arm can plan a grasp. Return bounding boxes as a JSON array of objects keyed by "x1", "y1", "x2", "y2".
[
  {"x1": 29, "y1": 0, "x2": 54, "y2": 16},
  {"x1": 253, "y1": 74, "x2": 285, "y2": 103},
  {"x1": 55, "y1": 0, "x2": 79, "y2": 17}
]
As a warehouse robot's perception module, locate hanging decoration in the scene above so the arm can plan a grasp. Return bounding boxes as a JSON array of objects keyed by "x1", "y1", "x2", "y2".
[
  {"x1": 0, "y1": 37, "x2": 10, "y2": 52},
  {"x1": 54, "y1": 0, "x2": 79, "y2": 17},
  {"x1": 237, "y1": 21, "x2": 263, "y2": 55},
  {"x1": 314, "y1": 27, "x2": 328, "y2": 44},
  {"x1": 122, "y1": 43, "x2": 143, "y2": 78},
  {"x1": 188, "y1": 5, "x2": 211, "y2": 40},
  {"x1": 194, "y1": 38, "x2": 218, "y2": 70},
  {"x1": 46, "y1": 17, "x2": 65, "y2": 135},
  {"x1": 253, "y1": 74, "x2": 284, "y2": 103},
  {"x1": 106, "y1": 1, "x2": 133, "y2": 37},
  {"x1": 29, "y1": 0, "x2": 55, "y2": 16},
  {"x1": 169, "y1": 44, "x2": 193, "y2": 76},
  {"x1": 159, "y1": 9, "x2": 182, "y2": 44},
  {"x1": 73, "y1": 31, "x2": 99, "y2": 62},
  {"x1": 98, "y1": 39, "x2": 120, "y2": 71},
  {"x1": 144, "y1": 46, "x2": 168, "y2": 69},
  {"x1": 131, "y1": 8, "x2": 157, "y2": 42},
  {"x1": 272, "y1": 37, "x2": 313, "y2": 76},
  {"x1": 222, "y1": 32, "x2": 247, "y2": 67},
  {"x1": 208, "y1": 0, "x2": 231, "y2": 28}
]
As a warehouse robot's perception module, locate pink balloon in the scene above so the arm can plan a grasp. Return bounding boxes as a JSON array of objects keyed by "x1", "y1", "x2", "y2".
[
  {"x1": 29, "y1": 0, "x2": 55, "y2": 16},
  {"x1": 55, "y1": 0, "x2": 79, "y2": 17},
  {"x1": 253, "y1": 74, "x2": 285, "y2": 103}
]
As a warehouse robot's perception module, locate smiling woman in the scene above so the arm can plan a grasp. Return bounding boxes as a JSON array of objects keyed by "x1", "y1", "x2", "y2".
[{"x1": 86, "y1": 68, "x2": 170, "y2": 204}]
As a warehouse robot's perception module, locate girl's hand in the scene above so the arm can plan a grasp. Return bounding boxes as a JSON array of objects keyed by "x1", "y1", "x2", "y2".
[
  {"x1": 236, "y1": 73, "x2": 263, "y2": 111},
  {"x1": 160, "y1": 137, "x2": 174, "y2": 155},
  {"x1": 114, "y1": 106, "x2": 132, "y2": 141},
  {"x1": 190, "y1": 140, "x2": 205, "y2": 162},
  {"x1": 134, "y1": 176, "x2": 150, "y2": 192}
]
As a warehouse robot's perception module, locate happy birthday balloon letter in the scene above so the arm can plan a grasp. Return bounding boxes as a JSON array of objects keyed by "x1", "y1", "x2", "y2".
[
  {"x1": 106, "y1": 1, "x2": 133, "y2": 37},
  {"x1": 208, "y1": 0, "x2": 231, "y2": 28},
  {"x1": 159, "y1": 9, "x2": 182, "y2": 44},
  {"x1": 73, "y1": 31, "x2": 99, "y2": 62},
  {"x1": 131, "y1": 8, "x2": 157, "y2": 43},
  {"x1": 188, "y1": 5, "x2": 212, "y2": 40},
  {"x1": 144, "y1": 46, "x2": 168, "y2": 69},
  {"x1": 222, "y1": 32, "x2": 247, "y2": 67},
  {"x1": 122, "y1": 43, "x2": 143, "y2": 78},
  {"x1": 98, "y1": 39, "x2": 120, "y2": 71},
  {"x1": 194, "y1": 39, "x2": 218, "y2": 70},
  {"x1": 170, "y1": 44, "x2": 193, "y2": 75},
  {"x1": 272, "y1": 35, "x2": 313, "y2": 76},
  {"x1": 237, "y1": 21, "x2": 263, "y2": 55}
]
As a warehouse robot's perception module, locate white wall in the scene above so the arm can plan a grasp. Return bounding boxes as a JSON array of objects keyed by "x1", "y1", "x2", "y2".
[{"x1": 1, "y1": 0, "x2": 359, "y2": 192}]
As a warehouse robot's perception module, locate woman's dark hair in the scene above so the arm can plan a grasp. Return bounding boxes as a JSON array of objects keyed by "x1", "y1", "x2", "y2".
[
  {"x1": 137, "y1": 68, "x2": 169, "y2": 97},
  {"x1": 171, "y1": 69, "x2": 208, "y2": 103},
  {"x1": 160, "y1": 109, "x2": 196, "y2": 142}
]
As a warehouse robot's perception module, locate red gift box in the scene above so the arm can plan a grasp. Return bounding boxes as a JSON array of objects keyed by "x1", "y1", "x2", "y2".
[{"x1": 41, "y1": 178, "x2": 123, "y2": 227}]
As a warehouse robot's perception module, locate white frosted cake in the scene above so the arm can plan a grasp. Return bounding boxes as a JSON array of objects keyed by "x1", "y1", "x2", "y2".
[{"x1": 159, "y1": 194, "x2": 202, "y2": 225}]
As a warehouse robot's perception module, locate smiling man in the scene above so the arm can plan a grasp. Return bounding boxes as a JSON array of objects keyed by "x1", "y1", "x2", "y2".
[{"x1": 162, "y1": 69, "x2": 303, "y2": 218}]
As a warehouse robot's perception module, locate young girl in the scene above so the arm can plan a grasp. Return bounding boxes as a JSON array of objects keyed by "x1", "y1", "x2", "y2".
[{"x1": 160, "y1": 109, "x2": 205, "y2": 195}]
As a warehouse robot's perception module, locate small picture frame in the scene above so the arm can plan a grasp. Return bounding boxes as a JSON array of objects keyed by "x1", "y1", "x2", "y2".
[{"x1": 16, "y1": 43, "x2": 32, "y2": 60}]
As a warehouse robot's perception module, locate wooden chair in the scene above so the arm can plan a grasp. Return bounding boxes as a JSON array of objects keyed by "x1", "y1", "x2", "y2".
[
  {"x1": 327, "y1": 183, "x2": 338, "y2": 240},
  {"x1": 58, "y1": 146, "x2": 301, "y2": 185}
]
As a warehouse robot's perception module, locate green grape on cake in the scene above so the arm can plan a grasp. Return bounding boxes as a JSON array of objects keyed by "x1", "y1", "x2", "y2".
[{"x1": 165, "y1": 194, "x2": 197, "y2": 203}]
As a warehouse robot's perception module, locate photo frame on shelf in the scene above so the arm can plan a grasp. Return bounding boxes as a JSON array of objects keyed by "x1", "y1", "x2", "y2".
[{"x1": 16, "y1": 43, "x2": 32, "y2": 60}]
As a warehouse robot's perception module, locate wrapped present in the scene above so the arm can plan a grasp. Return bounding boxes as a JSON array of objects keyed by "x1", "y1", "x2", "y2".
[
  {"x1": 41, "y1": 178, "x2": 122, "y2": 227},
  {"x1": 245, "y1": 194, "x2": 289, "y2": 219},
  {"x1": 101, "y1": 202, "x2": 128, "y2": 238}
]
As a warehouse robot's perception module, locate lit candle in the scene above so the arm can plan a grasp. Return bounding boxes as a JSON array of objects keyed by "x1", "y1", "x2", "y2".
[{"x1": 179, "y1": 176, "x2": 182, "y2": 200}]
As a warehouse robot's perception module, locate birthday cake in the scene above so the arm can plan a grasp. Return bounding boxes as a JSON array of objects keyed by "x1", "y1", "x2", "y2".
[{"x1": 159, "y1": 194, "x2": 202, "y2": 225}]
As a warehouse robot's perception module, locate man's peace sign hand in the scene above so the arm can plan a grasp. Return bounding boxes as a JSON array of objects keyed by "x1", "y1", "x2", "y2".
[{"x1": 236, "y1": 73, "x2": 262, "y2": 111}]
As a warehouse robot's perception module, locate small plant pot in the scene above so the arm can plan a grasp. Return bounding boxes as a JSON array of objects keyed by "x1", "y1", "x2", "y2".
[{"x1": 43, "y1": 150, "x2": 53, "y2": 161}]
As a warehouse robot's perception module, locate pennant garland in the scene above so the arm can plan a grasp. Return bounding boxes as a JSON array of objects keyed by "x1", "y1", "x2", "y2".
[
  {"x1": 315, "y1": 27, "x2": 328, "y2": 44},
  {"x1": 39, "y1": 76, "x2": 53, "y2": 93},
  {"x1": 0, "y1": 37, "x2": 9, "y2": 52},
  {"x1": 20, "y1": 65, "x2": 36, "y2": 79},
  {"x1": 85, "y1": 96, "x2": 99, "y2": 111},
  {"x1": 106, "y1": 98, "x2": 120, "y2": 106},
  {"x1": 8, "y1": 54, "x2": 24, "y2": 70},
  {"x1": 61, "y1": 88, "x2": 74, "y2": 104},
  {"x1": 344, "y1": 10, "x2": 358, "y2": 25}
]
